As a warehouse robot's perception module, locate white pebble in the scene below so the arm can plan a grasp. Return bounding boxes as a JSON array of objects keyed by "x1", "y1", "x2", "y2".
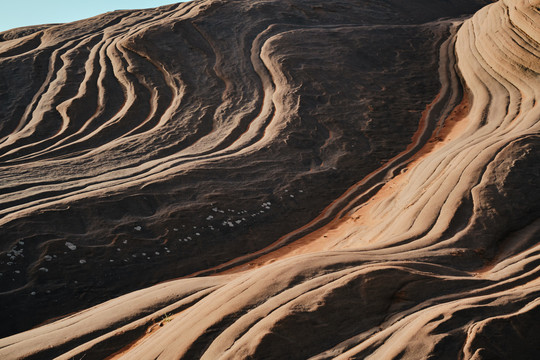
[
  {"x1": 79, "y1": 259, "x2": 86, "y2": 264},
  {"x1": 134, "y1": 226, "x2": 142, "y2": 231},
  {"x1": 65, "y1": 242, "x2": 77, "y2": 251}
]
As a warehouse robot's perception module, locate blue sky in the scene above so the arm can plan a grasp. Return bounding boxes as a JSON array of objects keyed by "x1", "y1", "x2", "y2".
[{"x1": 0, "y1": 1, "x2": 189, "y2": 32}]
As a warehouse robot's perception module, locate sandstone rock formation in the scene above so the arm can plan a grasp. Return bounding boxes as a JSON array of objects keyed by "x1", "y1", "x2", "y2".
[{"x1": 0, "y1": 0, "x2": 538, "y2": 359}]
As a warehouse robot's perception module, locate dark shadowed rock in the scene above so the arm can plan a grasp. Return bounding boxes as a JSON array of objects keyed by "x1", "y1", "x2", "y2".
[{"x1": 0, "y1": 0, "x2": 538, "y2": 359}]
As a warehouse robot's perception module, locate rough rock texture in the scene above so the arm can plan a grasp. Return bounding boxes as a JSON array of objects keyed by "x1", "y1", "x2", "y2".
[{"x1": 0, "y1": 0, "x2": 538, "y2": 359}]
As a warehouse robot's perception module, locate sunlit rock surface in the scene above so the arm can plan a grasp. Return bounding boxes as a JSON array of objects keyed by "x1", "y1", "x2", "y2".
[{"x1": 0, "y1": 0, "x2": 539, "y2": 359}]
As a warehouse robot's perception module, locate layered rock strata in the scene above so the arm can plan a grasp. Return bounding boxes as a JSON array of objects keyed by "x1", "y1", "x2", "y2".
[{"x1": 0, "y1": 0, "x2": 538, "y2": 359}]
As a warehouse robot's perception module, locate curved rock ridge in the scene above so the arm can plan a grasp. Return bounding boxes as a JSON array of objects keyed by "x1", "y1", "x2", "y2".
[
  {"x1": 0, "y1": 0, "x2": 490, "y2": 334},
  {"x1": 0, "y1": 0, "x2": 538, "y2": 359}
]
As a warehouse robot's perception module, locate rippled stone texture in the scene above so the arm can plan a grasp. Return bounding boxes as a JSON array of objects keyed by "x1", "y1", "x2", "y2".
[{"x1": 0, "y1": 0, "x2": 538, "y2": 359}]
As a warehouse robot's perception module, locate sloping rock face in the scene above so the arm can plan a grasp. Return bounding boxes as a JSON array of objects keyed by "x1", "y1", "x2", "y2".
[{"x1": 0, "y1": 0, "x2": 539, "y2": 359}]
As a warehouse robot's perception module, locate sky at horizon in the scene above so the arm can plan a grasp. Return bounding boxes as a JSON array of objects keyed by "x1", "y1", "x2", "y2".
[{"x1": 0, "y1": 0, "x2": 189, "y2": 33}]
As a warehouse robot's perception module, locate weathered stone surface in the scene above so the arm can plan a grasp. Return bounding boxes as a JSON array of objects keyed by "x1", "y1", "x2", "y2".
[{"x1": 0, "y1": 0, "x2": 538, "y2": 359}]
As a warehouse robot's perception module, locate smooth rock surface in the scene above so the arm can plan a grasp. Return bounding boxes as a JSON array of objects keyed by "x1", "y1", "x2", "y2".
[{"x1": 0, "y1": 0, "x2": 538, "y2": 359}]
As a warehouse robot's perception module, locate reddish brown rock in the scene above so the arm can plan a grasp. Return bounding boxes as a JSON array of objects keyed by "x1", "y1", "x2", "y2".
[{"x1": 1, "y1": 0, "x2": 539, "y2": 359}]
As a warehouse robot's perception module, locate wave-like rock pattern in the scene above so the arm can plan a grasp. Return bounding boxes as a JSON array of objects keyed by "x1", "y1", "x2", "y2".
[{"x1": 0, "y1": 0, "x2": 538, "y2": 358}]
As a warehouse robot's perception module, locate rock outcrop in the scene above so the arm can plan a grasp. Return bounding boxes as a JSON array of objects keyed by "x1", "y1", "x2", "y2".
[{"x1": 0, "y1": 0, "x2": 538, "y2": 359}]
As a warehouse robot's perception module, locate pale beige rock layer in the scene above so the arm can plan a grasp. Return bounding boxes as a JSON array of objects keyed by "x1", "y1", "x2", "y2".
[{"x1": 0, "y1": 0, "x2": 538, "y2": 359}]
